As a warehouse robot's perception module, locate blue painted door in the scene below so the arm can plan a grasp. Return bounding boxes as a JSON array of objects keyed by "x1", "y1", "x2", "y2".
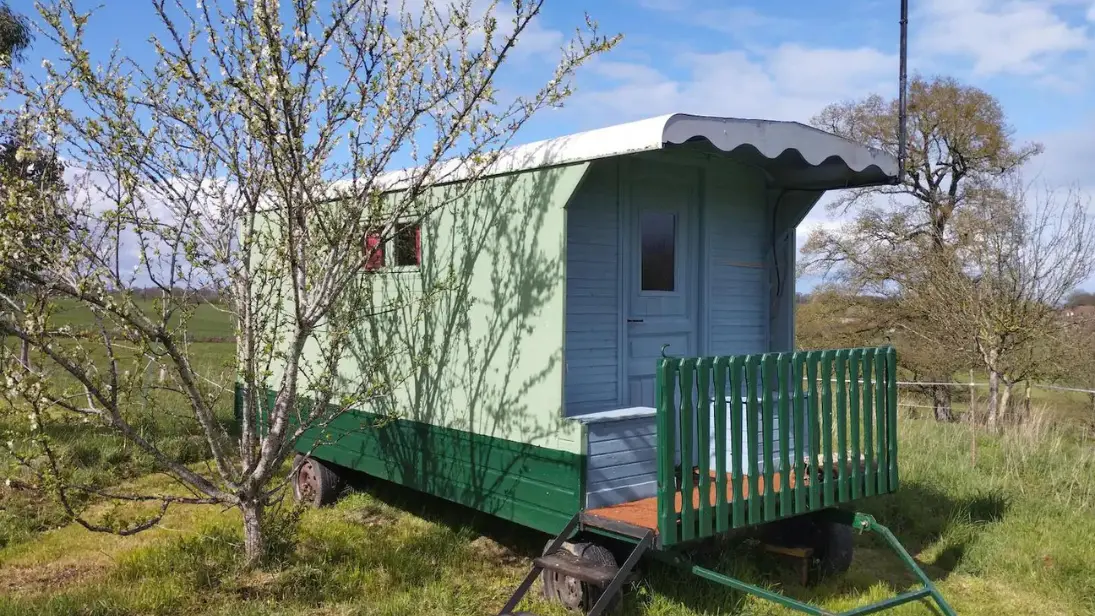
[{"x1": 626, "y1": 170, "x2": 699, "y2": 407}]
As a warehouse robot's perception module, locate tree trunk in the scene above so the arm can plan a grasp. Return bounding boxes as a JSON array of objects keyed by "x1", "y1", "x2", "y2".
[
  {"x1": 1023, "y1": 382, "x2": 1032, "y2": 423},
  {"x1": 241, "y1": 499, "x2": 265, "y2": 568},
  {"x1": 1000, "y1": 381, "x2": 1013, "y2": 425},
  {"x1": 932, "y1": 384, "x2": 955, "y2": 422},
  {"x1": 19, "y1": 338, "x2": 30, "y2": 369},
  {"x1": 986, "y1": 369, "x2": 1000, "y2": 430}
]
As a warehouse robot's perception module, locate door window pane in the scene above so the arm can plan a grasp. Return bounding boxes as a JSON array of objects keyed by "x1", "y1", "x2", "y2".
[{"x1": 641, "y1": 212, "x2": 676, "y2": 291}]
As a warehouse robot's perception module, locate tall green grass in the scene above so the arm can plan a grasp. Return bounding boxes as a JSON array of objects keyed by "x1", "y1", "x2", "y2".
[{"x1": 2, "y1": 411, "x2": 1093, "y2": 615}]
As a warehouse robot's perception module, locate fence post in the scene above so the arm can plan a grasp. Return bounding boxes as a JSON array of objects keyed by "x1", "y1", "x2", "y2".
[
  {"x1": 968, "y1": 369, "x2": 976, "y2": 423},
  {"x1": 969, "y1": 369, "x2": 977, "y2": 466}
]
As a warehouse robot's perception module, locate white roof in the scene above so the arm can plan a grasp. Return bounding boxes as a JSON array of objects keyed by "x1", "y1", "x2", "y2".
[{"x1": 342, "y1": 113, "x2": 899, "y2": 194}]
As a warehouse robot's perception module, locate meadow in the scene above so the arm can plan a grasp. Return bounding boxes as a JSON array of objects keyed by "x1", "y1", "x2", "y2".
[
  {"x1": 2, "y1": 303, "x2": 1094, "y2": 615},
  {"x1": 48, "y1": 297, "x2": 236, "y2": 342}
]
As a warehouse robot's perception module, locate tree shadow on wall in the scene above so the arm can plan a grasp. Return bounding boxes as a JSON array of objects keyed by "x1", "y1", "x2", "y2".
[{"x1": 326, "y1": 149, "x2": 587, "y2": 537}]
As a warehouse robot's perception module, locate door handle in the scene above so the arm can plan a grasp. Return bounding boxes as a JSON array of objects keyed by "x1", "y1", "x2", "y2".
[{"x1": 627, "y1": 318, "x2": 644, "y2": 323}]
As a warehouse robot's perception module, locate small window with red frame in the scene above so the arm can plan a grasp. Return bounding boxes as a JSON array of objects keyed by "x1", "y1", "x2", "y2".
[
  {"x1": 364, "y1": 231, "x2": 385, "y2": 271},
  {"x1": 364, "y1": 222, "x2": 421, "y2": 271}
]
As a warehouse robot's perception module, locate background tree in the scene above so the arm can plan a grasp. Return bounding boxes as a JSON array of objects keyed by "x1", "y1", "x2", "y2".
[
  {"x1": 0, "y1": 0, "x2": 616, "y2": 566},
  {"x1": 903, "y1": 175, "x2": 1095, "y2": 428},
  {"x1": 1064, "y1": 291, "x2": 1095, "y2": 308},
  {"x1": 0, "y1": 127, "x2": 68, "y2": 368},
  {"x1": 1, "y1": 3, "x2": 63, "y2": 370},
  {"x1": 1060, "y1": 320, "x2": 1095, "y2": 422},
  {"x1": 804, "y1": 75, "x2": 1043, "y2": 421},
  {"x1": 795, "y1": 289, "x2": 887, "y2": 350},
  {"x1": 0, "y1": 1, "x2": 32, "y2": 66}
]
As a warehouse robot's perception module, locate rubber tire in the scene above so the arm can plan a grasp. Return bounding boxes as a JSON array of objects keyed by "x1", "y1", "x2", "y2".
[
  {"x1": 292, "y1": 453, "x2": 342, "y2": 507},
  {"x1": 541, "y1": 540, "x2": 621, "y2": 612},
  {"x1": 810, "y1": 519, "x2": 854, "y2": 580}
]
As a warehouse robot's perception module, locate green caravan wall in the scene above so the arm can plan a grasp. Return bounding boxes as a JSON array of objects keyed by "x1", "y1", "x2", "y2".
[
  {"x1": 273, "y1": 163, "x2": 592, "y2": 532},
  {"x1": 296, "y1": 403, "x2": 583, "y2": 534}
]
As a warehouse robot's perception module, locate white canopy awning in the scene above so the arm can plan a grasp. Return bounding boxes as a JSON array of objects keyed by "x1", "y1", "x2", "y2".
[{"x1": 368, "y1": 113, "x2": 899, "y2": 193}]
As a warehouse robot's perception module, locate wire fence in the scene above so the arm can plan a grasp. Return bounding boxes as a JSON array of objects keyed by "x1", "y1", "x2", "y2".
[
  {"x1": 815, "y1": 378, "x2": 1095, "y2": 396},
  {"x1": 896, "y1": 380, "x2": 1095, "y2": 395},
  {"x1": 891, "y1": 377, "x2": 1095, "y2": 418}
]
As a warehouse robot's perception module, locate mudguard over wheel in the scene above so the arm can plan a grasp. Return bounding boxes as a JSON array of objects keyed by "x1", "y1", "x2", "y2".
[{"x1": 292, "y1": 453, "x2": 342, "y2": 507}]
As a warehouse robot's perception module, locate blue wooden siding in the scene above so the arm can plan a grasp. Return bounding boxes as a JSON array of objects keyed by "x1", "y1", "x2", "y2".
[
  {"x1": 582, "y1": 400, "x2": 800, "y2": 509},
  {"x1": 770, "y1": 189, "x2": 824, "y2": 353},
  {"x1": 564, "y1": 162, "x2": 621, "y2": 415},
  {"x1": 581, "y1": 409, "x2": 658, "y2": 509},
  {"x1": 707, "y1": 402, "x2": 797, "y2": 474},
  {"x1": 704, "y1": 168, "x2": 769, "y2": 357},
  {"x1": 577, "y1": 159, "x2": 799, "y2": 510}
]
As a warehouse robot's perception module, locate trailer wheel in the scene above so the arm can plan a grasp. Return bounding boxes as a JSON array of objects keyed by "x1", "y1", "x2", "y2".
[
  {"x1": 541, "y1": 540, "x2": 621, "y2": 611},
  {"x1": 292, "y1": 454, "x2": 342, "y2": 507},
  {"x1": 810, "y1": 518, "x2": 854, "y2": 580}
]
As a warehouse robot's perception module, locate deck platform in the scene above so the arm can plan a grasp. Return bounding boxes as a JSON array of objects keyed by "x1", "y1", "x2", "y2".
[
  {"x1": 584, "y1": 461, "x2": 877, "y2": 533},
  {"x1": 585, "y1": 470, "x2": 809, "y2": 531}
]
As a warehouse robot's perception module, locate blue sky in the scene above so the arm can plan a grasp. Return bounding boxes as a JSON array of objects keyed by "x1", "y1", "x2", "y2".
[
  {"x1": 529, "y1": 0, "x2": 1095, "y2": 138},
  {"x1": 524, "y1": 0, "x2": 1095, "y2": 290},
  {"x1": 13, "y1": 0, "x2": 1095, "y2": 289},
  {"x1": 526, "y1": 0, "x2": 1095, "y2": 187}
]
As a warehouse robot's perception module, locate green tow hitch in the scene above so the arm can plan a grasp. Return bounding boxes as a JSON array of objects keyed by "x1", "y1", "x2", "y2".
[
  {"x1": 843, "y1": 513, "x2": 956, "y2": 616},
  {"x1": 661, "y1": 512, "x2": 956, "y2": 616}
]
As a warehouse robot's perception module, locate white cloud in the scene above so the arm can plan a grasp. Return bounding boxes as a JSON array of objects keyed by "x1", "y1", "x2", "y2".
[
  {"x1": 393, "y1": 0, "x2": 564, "y2": 59},
  {"x1": 566, "y1": 44, "x2": 894, "y2": 126},
  {"x1": 1029, "y1": 114, "x2": 1095, "y2": 189},
  {"x1": 636, "y1": 0, "x2": 793, "y2": 39},
  {"x1": 1026, "y1": 117, "x2": 1095, "y2": 290},
  {"x1": 1087, "y1": 1, "x2": 1095, "y2": 22},
  {"x1": 916, "y1": 0, "x2": 1092, "y2": 76}
]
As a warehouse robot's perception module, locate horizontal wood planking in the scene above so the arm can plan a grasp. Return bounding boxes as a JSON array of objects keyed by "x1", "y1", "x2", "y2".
[
  {"x1": 564, "y1": 162, "x2": 620, "y2": 415},
  {"x1": 704, "y1": 168, "x2": 769, "y2": 358},
  {"x1": 582, "y1": 405, "x2": 796, "y2": 509},
  {"x1": 584, "y1": 416, "x2": 658, "y2": 509},
  {"x1": 286, "y1": 398, "x2": 583, "y2": 535}
]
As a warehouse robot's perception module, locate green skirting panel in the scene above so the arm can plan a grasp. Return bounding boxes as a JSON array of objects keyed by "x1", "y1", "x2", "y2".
[{"x1": 258, "y1": 390, "x2": 583, "y2": 535}]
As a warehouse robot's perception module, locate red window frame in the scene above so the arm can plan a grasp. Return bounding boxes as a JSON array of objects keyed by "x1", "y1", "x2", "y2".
[
  {"x1": 364, "y1": 231, "x2": 384, "y2": 271},
  {"x1": 363, "y1": 222, "x2": 421, "y2": 271}
]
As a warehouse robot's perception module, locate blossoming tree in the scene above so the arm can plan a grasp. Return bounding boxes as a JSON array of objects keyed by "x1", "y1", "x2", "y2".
[{"x1": 0, "y1": 0, "x2": 616, "y2": 565}]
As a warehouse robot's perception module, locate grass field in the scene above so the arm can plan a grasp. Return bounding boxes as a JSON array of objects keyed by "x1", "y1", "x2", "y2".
[
  {"x1": 2, "y1": 411, "x2": 1094, "y2": 614},
  {"x1": 3, "y1": 302, "x2": 1095, "y2": 615},
  {"x1": 0, "y1": 340, "x2": 236, "y2": 551},
  {"x1": 49, "y1": 297, "x2": 236, "y2": 342}
]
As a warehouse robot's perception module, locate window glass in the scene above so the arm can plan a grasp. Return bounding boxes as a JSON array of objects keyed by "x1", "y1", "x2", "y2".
[
  {"x1": 392, "y1": 222, "x2": 421, "y2": 267},
  {"x1": 640, "y1": 212, "x2": 675, "y2": 291}
]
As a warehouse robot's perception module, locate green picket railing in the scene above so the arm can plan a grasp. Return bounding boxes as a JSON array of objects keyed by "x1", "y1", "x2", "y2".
[{"x1": 654, "y1": 346, "x2": 899, "y2": 546}]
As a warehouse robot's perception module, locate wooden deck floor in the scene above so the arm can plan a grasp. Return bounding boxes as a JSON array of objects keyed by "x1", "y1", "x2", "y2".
[{"x1": 584, "y1": 470, "x2": 807, "y2": 532}]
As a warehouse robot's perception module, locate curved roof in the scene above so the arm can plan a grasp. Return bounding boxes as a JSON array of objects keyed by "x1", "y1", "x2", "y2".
[{"x1": 370, "y1": 113, "x2": 899, "y2": 192}]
